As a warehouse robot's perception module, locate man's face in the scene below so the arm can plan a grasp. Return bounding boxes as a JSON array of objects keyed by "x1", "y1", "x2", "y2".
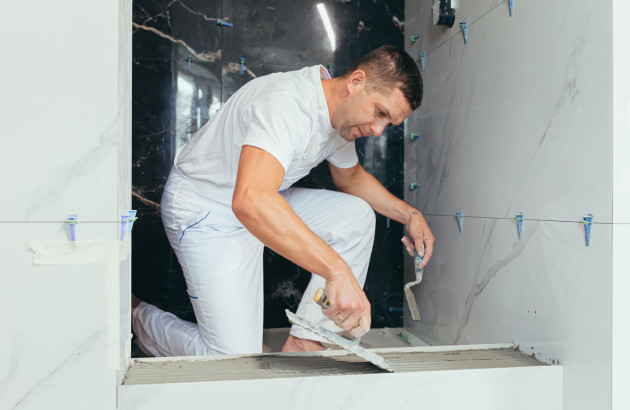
[{"x1": 332, "y1": 74, "x2": 413, "y2": 142}]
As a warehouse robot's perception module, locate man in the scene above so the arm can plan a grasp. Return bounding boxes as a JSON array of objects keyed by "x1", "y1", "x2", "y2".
[{"x1": 132, "y1": 45, "x2": 434, "y2": 356}]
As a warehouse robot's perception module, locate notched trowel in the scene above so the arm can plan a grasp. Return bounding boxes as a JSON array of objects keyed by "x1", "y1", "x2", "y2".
[
  {"x1": 404, "y1": 251, "x2": 424, "y2": 320},
  {"x1": 285, "y1": 289, "x2": 394, "y2": 372}
]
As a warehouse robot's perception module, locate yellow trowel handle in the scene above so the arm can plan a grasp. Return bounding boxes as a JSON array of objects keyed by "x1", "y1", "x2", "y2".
[{"x1": 313, "y1": 288, "x2": 330, "y2": 309}]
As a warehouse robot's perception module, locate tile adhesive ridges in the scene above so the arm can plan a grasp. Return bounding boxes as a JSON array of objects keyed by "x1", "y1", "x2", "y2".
[{"x1": 123, "y1": 348, "x2": 545, "y2": 385}]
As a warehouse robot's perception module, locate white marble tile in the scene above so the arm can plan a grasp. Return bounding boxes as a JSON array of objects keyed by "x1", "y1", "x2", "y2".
[
  {"x1": 406, "y1": 0, "x2": 613, "y2": 221},
  {"x1": 0, "y1": 223, "x2": 122, "y2": 409},
  {"x1": 0, "y1": 0, "x2": 127, "y2": 222},
  {"x1": 613, "y1": 17, "x2": 630, "y2": 220},
  {"x1": 612, "y1": 4, "x2": 630, "y2": 405},
  {"x1": 404, "y1": 216, "x2": 611, "y2": 409},
  {"x1": 117, "y1": 0, "x2": 132, "y2": 218},
  {"x1": 405, "y1": 0, "x2": 613, "y2": 391},
  {"x1": 119, "y1": 366, "x2": 562, "y2": 410},
  {"x1": 403, "y1": 4, "x2": 616, "y2": 405},
  {"x1": 118, "y1": 254, "x2": 132, "y2": 384},
  {"x1": 116, "y1": 0, "x2": 133, "y2": 385},
  {"x1": 613, "y1": 225, "x2": 630, "y2": 409},
  {"x1": 1, "y1": 0, "x2": 129, "y2": 406},
  {"x1": 405, "y1": 0, "x2": 504, "y2": 56}
]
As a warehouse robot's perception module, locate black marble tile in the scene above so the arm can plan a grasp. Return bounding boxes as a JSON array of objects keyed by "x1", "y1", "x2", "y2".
[
  {"x1": 169, "y1": 0, "x2": 222, "y2": 53},
  {"x1": 221, "y1": 0, "x2": 335, "y2": 67},
  {"x1": 132, "y1": 0, "x2": 407, "y2": 337},
  {"x1": 132, "y1": 1, "x2": 191, "y2": 319}
]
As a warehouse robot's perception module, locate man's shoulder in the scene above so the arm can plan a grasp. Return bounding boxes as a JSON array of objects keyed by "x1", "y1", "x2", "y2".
[{"x1": 250, "y1": 66, "x2": 320, "y2": 99}]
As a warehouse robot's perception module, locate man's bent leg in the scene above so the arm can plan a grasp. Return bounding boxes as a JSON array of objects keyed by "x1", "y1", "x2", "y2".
[
  {"x1": 132, "y1": 189, "x2": 265, "y2": 356},
  {"x1": 281, "y1": 188, "x2": 376, "y2": 344}
]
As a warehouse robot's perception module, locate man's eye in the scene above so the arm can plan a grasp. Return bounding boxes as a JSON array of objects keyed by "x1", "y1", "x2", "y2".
[{"x1": 377, "y1": 109, "x2": 385, "y2": 116}]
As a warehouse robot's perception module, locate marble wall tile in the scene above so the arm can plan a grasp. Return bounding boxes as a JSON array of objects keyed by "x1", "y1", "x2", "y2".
[
  {"x1": 118, "y1": 0, "x2": 133, "y2": 383},
  {"x1": 406, "y1": 0, "x2": 612, "y2": 221},
  {"x1": 119, "y1": 366, "x2": 562, "y2": 410},
  {"x1": 1, "y1": 0, "x2": 132, "y2": 403},
  {"x1": 612, "y1": 2, "x2": 630, "y2": 408},
  {"x1": 0, "y1": 1, "x2": 125, "y2": 222},
  {"x1": 119, "y1": 0, "x2": 133, "y2": 218},
  {"x1": 613, "y1": 225, "x2": 630, "y2": 408},
  {"x1": 404, "y1": 217, "x2": 611, "y2": 408},
  {"x1": 0, "y1": 223, "x2": 118, "y2": 409},
  {"x1": 220, "y1": 0, "x2": 335, "y2": 77},
  {"x1": 404, "y1": 0, "x2": 615, "y2": 408},
  {"x1": 406, "y1": 0, "x2": 507, "y2": 53}
]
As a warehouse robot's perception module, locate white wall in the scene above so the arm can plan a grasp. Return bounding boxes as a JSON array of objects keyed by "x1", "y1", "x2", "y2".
[
  {"x1": 0, "y1": 0, "x2": 131, "y2": 408},
  {"x1": 404, "y1": 1, "x2": 617, "y2": 409},
  {"x1": 612, "y1": 1, "x2": 630, "y2": 409}
]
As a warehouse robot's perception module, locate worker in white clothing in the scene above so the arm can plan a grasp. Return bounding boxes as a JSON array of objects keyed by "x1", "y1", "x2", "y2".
[{"x1": 131, "y1": 45, "x2": 435, "y2": 356}]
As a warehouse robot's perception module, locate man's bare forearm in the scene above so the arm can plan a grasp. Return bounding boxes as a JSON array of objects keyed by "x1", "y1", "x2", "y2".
[
  {"x1": 332, "y1": 164, "x2": 418, "y2": 224},
  {"x1": 331, "y1": 163, "x2": 434, "y2": 264},
  {"x1": 232, "y1": 189, "x2": 351, "y2": 281}
]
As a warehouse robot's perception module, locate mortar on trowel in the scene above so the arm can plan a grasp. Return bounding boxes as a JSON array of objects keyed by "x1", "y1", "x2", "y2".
[{"x1": 285, "y1": 288, "x2": 394, "y2": 372}]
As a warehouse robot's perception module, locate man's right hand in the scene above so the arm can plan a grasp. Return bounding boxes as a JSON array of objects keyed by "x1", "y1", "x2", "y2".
[{"x1": 322, "y1": 271, "x2": 371, "y2": 338}]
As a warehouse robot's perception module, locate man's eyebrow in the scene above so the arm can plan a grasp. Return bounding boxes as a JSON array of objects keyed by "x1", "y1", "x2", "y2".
[
  {"x1": 392, "y1": 111, "x2": 407, "y2": 126},
  {"x1": 379, "y1": 105, "x2": 391, "y2": 118}
]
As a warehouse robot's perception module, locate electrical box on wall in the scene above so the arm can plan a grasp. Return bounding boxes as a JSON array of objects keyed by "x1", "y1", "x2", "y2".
[{"x1": 433, "y1": 0, "x2": 457, "y2": 27}]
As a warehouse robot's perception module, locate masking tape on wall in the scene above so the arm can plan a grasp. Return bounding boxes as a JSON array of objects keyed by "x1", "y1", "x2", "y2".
[
  {"x1": 30, "y1": 239, "x2": 131, "y2": 370},
  {"x1": 125, "y1": 332, "x2": 133, "y2": 366}
]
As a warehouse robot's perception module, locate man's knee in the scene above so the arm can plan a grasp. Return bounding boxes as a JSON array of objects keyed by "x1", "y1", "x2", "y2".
[
  {"x1": 345, "y1": 195, "x2": 376, "y2": 231},
  {"x1": 326, "y1": 195, "x2": 376, "y2": 247}
]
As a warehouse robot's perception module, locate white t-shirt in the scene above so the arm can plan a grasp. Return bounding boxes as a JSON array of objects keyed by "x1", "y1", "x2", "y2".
[{"x1": 174, "y1": 65, "x2": 358, "y2": 205}]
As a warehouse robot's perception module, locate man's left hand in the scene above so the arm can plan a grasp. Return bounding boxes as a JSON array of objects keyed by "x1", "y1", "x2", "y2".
[{"x1": 401, "y1": 210, "x2": 434, "y2": 270}]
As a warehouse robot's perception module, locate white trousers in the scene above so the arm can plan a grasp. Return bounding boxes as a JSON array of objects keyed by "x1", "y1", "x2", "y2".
[{"x1": 132, "y1": 167, "x2": 376, "y2": 356}]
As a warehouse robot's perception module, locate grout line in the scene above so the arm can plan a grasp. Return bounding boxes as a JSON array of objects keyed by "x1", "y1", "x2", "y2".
[
  {"x1": 0, "y1": 221, "x2": 121, "y2": 224},
  {"x1": 426, "y1": 0, "x2": 506, "y2": 56},
  {"x1": 3, "y1": 217, "x2": 630, "y2": 226},
  {"x1": 422, "y1": 214, "x2": 630, "y2": 225}
]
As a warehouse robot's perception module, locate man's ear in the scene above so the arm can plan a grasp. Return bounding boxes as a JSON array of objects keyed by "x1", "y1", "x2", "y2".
[{"x1": 346, "y1": 70, "x2": 367, "y2": 94}]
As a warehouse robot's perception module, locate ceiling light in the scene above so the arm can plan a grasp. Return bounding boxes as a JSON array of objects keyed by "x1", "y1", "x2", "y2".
[{"x1": 317, "y1": 3, "x2": 336, "y2": 52}]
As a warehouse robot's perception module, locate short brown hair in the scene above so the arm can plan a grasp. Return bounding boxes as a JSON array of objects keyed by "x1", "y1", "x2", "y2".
[{"x1": 343, "y1": 45, "x2": 423, "y2": 110}]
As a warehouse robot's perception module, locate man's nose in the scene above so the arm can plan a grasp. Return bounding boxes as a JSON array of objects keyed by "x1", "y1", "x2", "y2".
[{"x1": 370, "y1": 122, "x2": 387, "y2": 137}]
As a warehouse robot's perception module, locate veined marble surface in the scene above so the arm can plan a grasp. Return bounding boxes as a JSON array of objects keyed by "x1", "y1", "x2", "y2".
[
  {"x1": 117, "y1": 0, "x2": 133, "y2": 383},
  {"x1": 119, "y1": 366, "x2": 562, "y2": 410},
  {"x1": 0, "y1": 0, "x2": 132, "y2": 407},
  {"x1": 405, "y1": 0, "x2": 615, "y2": 409},
  {"x1": 408, "y1": 216, "x2": 611, "y2": 405},
  {"x1": 0, "y1": 1, "x2": 125, "y2": 222},
  {"x1": 0, "y1": 223, "x2": 118, "y2": 410},
  {"x1": 406, "y1": 0, "x2": 612, "y2": 221},
  {"x1": 612, "y1": 1, "x2": 630, "y2": 408},
  {"x1": 405, "y1": 0, "x2": 507, "y2": 53}
]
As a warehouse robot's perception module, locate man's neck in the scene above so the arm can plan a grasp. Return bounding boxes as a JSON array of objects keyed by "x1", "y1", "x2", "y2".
[{"x1": 321, "y1": 77, "x2": 344, "y2": 128}]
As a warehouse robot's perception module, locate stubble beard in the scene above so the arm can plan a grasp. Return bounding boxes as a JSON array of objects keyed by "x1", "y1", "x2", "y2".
[{"x1": 338, "y1": 125, "x2": 359, "y2": 142}]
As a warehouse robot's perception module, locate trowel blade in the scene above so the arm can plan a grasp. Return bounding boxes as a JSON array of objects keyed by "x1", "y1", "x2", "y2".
[
  {"x1": 404, "y1": 250, "x2": 424, "y2": 321},
  {"x1": 285, "y1": 310, "x2": 394, "y2": 373},
  {"x1": 404, "y1": 282, "x2": 422, "y2": 321}
]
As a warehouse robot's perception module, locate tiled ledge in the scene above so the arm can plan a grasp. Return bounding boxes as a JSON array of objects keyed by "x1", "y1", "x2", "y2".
[
  {"x1": 118, "y1": 344, "x2": 562, "y2": 410},
  {"x1": 123, "y1": 343, "x2": 543, "y2": 385}
]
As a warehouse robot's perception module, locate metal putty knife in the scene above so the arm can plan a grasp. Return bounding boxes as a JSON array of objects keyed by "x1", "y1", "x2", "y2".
[{"x1": 404, "y1": 251, "x2": 424, "y2": 320}]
